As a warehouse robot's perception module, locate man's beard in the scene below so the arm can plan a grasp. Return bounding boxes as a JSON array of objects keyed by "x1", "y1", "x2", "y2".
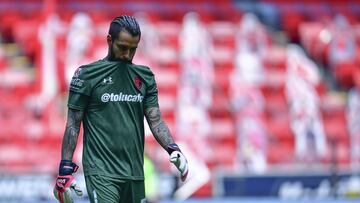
[{"x1": 109, "y1": 43, "x2": 131, "y2": 63}]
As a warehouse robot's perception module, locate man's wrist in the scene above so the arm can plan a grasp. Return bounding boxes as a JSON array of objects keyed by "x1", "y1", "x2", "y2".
[
  {"x1": 166, "y1": 143, "x2": 181, "y2": 155},
  {"x1": 59, "y1": 160, "x2": 79, "y2": 176}
]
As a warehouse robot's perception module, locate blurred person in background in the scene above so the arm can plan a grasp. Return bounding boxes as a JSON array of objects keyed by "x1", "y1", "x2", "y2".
[
  {"x1": 38, "y1": 13, "x2": 63, "y2": 105},
  {"x1": 64, "y1": 12, "x2": 94, "y2": 87},
  {"x1": 132, "y1": 11, "x2": 160, "y2": 67},
  {"x1": 229, "y1": 79, "x2": 268, "y2": 173},
  {"x1": 144, "y1": 153, "x2": 160, "y2": 203},
  {"x1": 172, "y1": 12, "x2": 212, "y2": 200},
  {"x1": 234, "y1": 12, "x2": 269, "y2": 86},
  {"x1": 177, "y1": 12, "x2": 213, "y2": 158},
  {"x1": 327, "y1": 14, "x2": 356, "y2": 69},
  {"x1": 347, "y1": 68, "x2": 360, "y2": 172},
  {"x1": 229, "y1": 12, "x2": 268, "y2": 173},
  {"x1": 327, "y1": 14, "x2": 357, "y2": 89},
  {"x1": 285, "y1": 45, "x2": 327, "y2": 162},
  {"x1": 53, "y1": 15, "x2": 188, "y2": 203}
]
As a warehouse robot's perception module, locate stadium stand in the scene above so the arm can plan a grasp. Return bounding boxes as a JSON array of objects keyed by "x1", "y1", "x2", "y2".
[{"x1": 0, "y1": 0, "x2": 359, "y2": 199}]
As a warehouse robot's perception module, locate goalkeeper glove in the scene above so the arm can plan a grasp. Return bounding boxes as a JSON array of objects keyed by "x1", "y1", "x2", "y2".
[
  {"x1": 53, "y1": 160, "x2": 83, "y2": 203},
  {"x1": 167, "y1": 143, "x2": 189, "y2": 181}
]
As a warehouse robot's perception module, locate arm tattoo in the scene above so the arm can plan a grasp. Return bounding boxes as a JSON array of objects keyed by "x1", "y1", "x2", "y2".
[
  {"x1": 145, "y1": 107, "x2": 174, "y2": 150},
  {"x1": 61, "y1": 108, "x2": 84, "y2": 161}
]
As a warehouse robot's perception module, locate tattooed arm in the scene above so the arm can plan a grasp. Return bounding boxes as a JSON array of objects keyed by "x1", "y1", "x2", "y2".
[
  {"x1": 61, "y1": 108, "x2": 84, "y2": 161},
  {"x1": 145, "y1": 106, "x2": 189, "y2": 181},
  {"x1": 54, "y1": 108, "x2": 84, "y2": 200},
  {"x1": 145, "y1": 106, "x2": 174, "y2": 150}
]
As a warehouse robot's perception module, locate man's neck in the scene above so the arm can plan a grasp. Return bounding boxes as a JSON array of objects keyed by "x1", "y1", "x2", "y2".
[{"x1": 104, "y1": 55, "x2": 131, "y2": 64}]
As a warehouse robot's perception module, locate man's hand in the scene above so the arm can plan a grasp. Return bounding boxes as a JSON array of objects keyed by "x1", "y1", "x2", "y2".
[
  {"x1": 167, "y1": 143, "x2": 189, "y2": 181},
  {"x1": 53, "y1": 160, "x2": 83, "y2": 203}
]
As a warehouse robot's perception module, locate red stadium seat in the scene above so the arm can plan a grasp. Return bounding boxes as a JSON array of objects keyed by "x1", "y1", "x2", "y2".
[
  {"x1": 210, "y1": 118, "x2": 235, "y2": 143},
  {"x1": 323, "y1": 111, "x2": 349, "y2": 145},
  {"x1": 214, "y1": 65, "x2": 233, "y2": 93},
  {"x1": 262, "y1": 46, "x2": 287, "y2": 71},
  {"x1": 261, "y1": 83, "x2": 287, "y2": 112},
  {"x1": 267, "y1": 141, "x2": 294, "y2": 164},
  {"x1": 265, "y1": 111, "x2": 294, "y2": 145},
  {"x1": 333, "y1": 62, "x2": 358, "y2": 89},
  {"x1": 280, "y1": 9, "x2": 306, "y2": 42}
]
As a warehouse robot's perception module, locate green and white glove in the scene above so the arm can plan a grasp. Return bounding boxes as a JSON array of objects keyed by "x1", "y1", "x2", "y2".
[{"x1": 167, "y1": 143, "x2": 189, "y2": 181}]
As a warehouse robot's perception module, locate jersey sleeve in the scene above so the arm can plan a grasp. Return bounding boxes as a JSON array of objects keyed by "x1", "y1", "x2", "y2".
[
  {"x1": 144, "y1": 75, "x2": 159, "y2": 109},
  {"x1": 68, "y1": 91, "x2": 90, "y2": 110},
  {"x1": 67, "y1": 67, "x2": 92, "y2": 110}
]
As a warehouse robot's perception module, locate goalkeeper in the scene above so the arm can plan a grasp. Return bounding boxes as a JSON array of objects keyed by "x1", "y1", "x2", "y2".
[{"x1": 54, "y1": 15, "x2": 188, "y2": 203}]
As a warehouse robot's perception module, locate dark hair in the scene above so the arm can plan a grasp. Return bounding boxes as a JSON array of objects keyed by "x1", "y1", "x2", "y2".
[{"x1": 109, "y1": 15, "x2": 141, "y2": 39}]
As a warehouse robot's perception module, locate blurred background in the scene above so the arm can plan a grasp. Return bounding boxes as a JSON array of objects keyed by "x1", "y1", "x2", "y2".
[{"x1": 0, "y1": 0, "x2": 360, "y2": 202}]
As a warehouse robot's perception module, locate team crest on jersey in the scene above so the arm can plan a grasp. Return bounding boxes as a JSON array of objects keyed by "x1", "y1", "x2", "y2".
[
  {"x1": 134, "y1": 76, "x2": 142, "y2": 90},
  {"x1": 73, "y1": 68, "x2": 82, "y2": 78}
]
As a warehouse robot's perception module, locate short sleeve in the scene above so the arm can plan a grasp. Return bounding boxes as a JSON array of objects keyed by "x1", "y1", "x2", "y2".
[
  {"x1": 68, "y1": 91, "x2": 90, "y2": 110},
  {"x1": 144, "y1": 75, "x2": 159, "y2": 109}
]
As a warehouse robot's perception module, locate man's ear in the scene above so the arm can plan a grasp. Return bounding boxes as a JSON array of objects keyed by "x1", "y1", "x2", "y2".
[{"x1": 107, "y1": 34, "x2": 112, "y2": 45}]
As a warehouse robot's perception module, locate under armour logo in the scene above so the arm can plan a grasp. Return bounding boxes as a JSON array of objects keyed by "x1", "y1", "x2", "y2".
[{"x1": 103, "y1": 77, "x2": 113, "y2": 84}]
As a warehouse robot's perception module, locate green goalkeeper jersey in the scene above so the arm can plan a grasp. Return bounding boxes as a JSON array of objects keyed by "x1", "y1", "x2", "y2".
[{"x1": 67, "y1": 58, "x2": 159, "y2": 180}]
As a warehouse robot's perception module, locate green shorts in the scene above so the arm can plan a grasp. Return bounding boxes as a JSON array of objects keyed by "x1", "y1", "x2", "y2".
[{"x1": 85, "y1": 175, "x2": 146, "y2": 203}]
